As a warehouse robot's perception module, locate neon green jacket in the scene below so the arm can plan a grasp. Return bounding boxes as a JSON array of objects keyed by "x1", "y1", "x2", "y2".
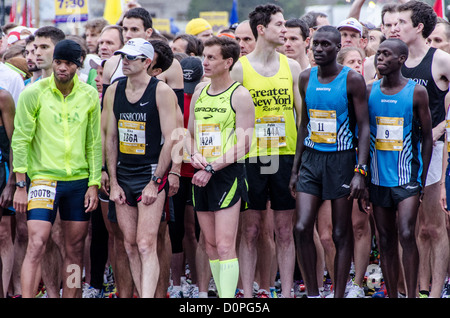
[{"x1": 12, "y1": 73, "x2": 102, "y2": 187}]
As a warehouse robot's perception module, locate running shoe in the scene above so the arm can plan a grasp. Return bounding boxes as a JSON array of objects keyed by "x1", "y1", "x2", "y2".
[
  {"x1": 235, "y1": 288, "x2": 244, "y2": 298},
  {"x1": 346, "y1": 281, "x2": 365, "y2": 298},
  {"x1": 256, "y1": 289, "x2": 270, "y2": 298}
]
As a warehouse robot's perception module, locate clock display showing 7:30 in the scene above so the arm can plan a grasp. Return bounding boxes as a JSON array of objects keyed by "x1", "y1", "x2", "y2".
[{"x1": 57, "y1": 0, "x2": 85, "y2": 9}]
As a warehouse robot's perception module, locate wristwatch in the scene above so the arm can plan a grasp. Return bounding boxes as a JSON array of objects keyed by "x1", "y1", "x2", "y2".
[
  {"x1": 151, "y1": 175, "x2": 163, "y2": 185},
  {"x1": 15, "y1": 181, "x2": 27, "y2": 188},
  {"x1": 204, "y1": 164, "x2": 215, "y2": 175}
]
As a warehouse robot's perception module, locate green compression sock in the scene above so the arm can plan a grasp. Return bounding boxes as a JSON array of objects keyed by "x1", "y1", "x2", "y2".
[
  {"x1": 219, "y1": 258, "x2": 239, "y2": 298},
  {"x1": 209, "y1": 259, "x2": 221, "y2": 298}
]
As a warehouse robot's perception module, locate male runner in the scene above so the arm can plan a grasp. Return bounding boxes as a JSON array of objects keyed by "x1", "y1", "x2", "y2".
[
  {"x1": 284, "y1": 18, "x2": 310, "y2": 71},
  {"x1": 12, "y1": 39, "x2": 102, "y2": 298},
  {"x1": 234, "y1": 20, "x2": 256, "y2": 57},
  {"x1": 24, "y1": 35, "x2": 42, "y2": 86},
  {"x1": 361, "y1": 38, "x2": 432, "y2": 298},
  {"x1": 230, "y1": 3, "x2": 302, "y2": 298},
  {"x1": 186, "y1": 36, "x2": 254, "y2": 298},
  {"x1": 104, "y1": 38, "x2": 178, "y2": 298},
  {"x1": 34, "y1": 26, "x2": 66, "y2": 79},
  {"x1": 290, "y1": 25, "x2": 370, "y2": 298},
  {"x1": 396, "y1": 0, "x2": 450, "y2": 298}
]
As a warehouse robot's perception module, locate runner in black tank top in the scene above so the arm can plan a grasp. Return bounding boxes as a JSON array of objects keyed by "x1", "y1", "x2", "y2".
[
  {"x1": 113, "y1": 76, "x2": 162, "y2": 167},
  {"x1": 401, "y1": 47, "x2": 448, "y2": 136}
]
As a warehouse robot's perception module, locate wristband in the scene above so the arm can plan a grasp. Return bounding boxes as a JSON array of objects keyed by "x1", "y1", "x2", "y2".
[
  {"x1": 354, "y1": 164, "x2": 368, "y2": 177},
  {"x1": 169, "y1": 171, "x2": 181, "y2": 177}
]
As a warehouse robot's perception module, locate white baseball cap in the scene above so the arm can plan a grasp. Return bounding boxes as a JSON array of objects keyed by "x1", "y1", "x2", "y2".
[
  {"x1": 337, "y1": 18, "x2": 363, "y2": 36},
  {"x1": 114, "y1": 38, "x2": 154, "y2": 60}
]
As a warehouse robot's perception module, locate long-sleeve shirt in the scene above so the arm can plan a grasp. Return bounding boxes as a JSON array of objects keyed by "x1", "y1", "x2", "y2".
[{"x1": 11, "y1": 73, "x2": 102, "y2": 187}]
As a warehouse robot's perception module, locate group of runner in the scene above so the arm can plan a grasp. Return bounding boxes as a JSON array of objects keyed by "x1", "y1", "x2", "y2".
[{"x1": 0, "y1": 0, "x2": 448, "y2": 299}]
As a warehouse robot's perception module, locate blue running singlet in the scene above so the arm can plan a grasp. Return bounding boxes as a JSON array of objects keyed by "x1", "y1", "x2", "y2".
[
  {"x1": 368, "y1": 79, "x2": 423, "y2": 187},
  {"x1": 304, "y1": 66, "x2": 355, "y2": 152}
]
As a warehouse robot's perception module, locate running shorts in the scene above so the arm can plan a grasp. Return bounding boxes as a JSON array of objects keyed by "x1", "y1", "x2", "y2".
[
  {"x1": 369, "y1": 181, "x2": 421, "y2": 208},
  {"x1": 245, "y1": 155, "x2": 296, "y2": 211},
  {"x1": 295, "y1": 147, "x2": 356, "y2": 200},
  {"x1": 193, "y1": 163, "x2": 248, "y2": 212},
  {"x1": 27, "y1": 178, "x2": 90, "y2": 224},
  {"x1": 116, "y1": 164, "x2": 168, "y2": 207}
]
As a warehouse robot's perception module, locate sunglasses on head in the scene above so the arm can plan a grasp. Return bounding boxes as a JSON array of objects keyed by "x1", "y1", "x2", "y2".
[{"x1": 120, "y1": 53, "x2": 146, "y2": 61}]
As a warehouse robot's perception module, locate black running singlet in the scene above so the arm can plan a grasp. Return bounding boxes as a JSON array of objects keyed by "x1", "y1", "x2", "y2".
[
  {"x1": 113, "y1": 77, "x2": 163, "y2": 166},
  {"x1": 401, "y1": 47, "x2": 448, "y2": 133}
]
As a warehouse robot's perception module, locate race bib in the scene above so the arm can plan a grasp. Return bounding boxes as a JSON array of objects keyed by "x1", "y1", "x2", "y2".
[
  {"x1": 118, "y1": 119, "x2": 146, "y2": 155},
  {"x1": 198, "y1": 123, "x2": 221, "y2": 158},
  {"x1": 255, "y1": 115, "x2": 286, "y2": 148},
  {"x1": 375, "y1": 116, "x2": 403, "y2": 151},
  {"x1": 27, "y1": 180, "x2": 57, "y2": 210},
  {"x1": 309, "y1": 109, "x2": 336, "y2": 144}
]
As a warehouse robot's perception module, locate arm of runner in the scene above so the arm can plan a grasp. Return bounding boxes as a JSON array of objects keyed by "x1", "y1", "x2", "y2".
[
  {"x1": 141, "y1": 83, "x2": 178, "y2": 205},
  {"x1": 104, "y1": 82, "x2": 126, "y2": 205},
  {"x1": 357, "y1": 83, "x2": 374, "y2": 214},
  {"x1": 440, "y1": 140, "x2": 448, "y2": 213},
  {"x1": 86, "y1": 94, "x2": 102, "y2": 189},
  {"x1": 347, "y1": 70, "x2": 370, "y2": 200},
  {"x1": 288, "y1": 58, "x2": 303, "y2": 127},
  {"x1": 11, "y1": 88, "x2": 39, "y2": 213},
  {"x1": 289, "y1": 69, "x2": 310, "y2": 198},
  {"x1": 100, "y1": 106, "x2": 110, "y2": 196},
  {"x1": 0, "y1": 90, "x2": 15, "y2": 208},
  {"x1": 186, "y1": 82, "x2": 209, "y2": 170},
  {"x1": 414, "y1": 84, "x2": 433, "y2": 203},
  {"x1": 167, "y1": 99, "x2": 184, "y2": 197}
]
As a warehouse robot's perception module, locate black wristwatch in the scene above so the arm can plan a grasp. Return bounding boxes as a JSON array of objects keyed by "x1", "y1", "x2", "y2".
[
  {"x1": 15, "y1": 181, "x2": 27, "y2": 188},
  {"x1": 204, "y1": 164, "x2": 215, "y2": 175},
  {"x1": 151, "y1": 175, "x2": 163, "y2": 185}
]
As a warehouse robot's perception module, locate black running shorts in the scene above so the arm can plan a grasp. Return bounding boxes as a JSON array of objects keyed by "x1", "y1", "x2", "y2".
[{"x1": 295, "y1": 147, "x2": 356, "y2": 200}]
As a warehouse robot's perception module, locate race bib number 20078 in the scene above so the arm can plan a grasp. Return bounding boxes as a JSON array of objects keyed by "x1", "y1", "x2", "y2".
[{"x1": 27, "y1": 180, "x2": 57, "y2": 210}]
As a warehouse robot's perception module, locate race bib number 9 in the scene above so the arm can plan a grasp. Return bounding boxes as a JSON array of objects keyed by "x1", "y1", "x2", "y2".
[
  {"x1": 375, "y1": 116, "x2": 403, "y2": 151},
  {"x1": 119, "y1": 119, "x2": 146, "y2": 155},
  {"x1": 27, "y1": 180, "x2": 57, "y2": 210},
  {"x1": 255, "y1": 116, "x2": 286, "y2": 148},
  {"x1": 198, "y1": 123, "x2": 221, "y2": 158},
  {"x1": 309, "y1": 109, "x2": 337, "y2": 144}
]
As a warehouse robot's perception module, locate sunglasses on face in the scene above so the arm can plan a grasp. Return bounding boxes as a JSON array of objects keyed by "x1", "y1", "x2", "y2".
[{"x1": 120, "y1": 53, "x2": 146, "y2": 61}]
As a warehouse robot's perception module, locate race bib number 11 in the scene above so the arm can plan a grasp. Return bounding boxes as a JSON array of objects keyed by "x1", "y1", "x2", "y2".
[{"x1": 309, "y1": 109, "x2": 337, "y2": 144}]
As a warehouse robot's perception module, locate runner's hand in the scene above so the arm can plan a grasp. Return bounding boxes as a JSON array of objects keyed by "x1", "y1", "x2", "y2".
[
  {"x1": 0, "y1": 182, "x2": 14, "y2": 208},
  {"x1": 141, "y1": 182, "x2": 158, "y2": 205},
  {"x1": 357, "y1": 188, "x2": 370, "y2": 214},
  {"x1": 110, "y1": 183, "x2": 126, "y2": 205},
  {"x1": 101, "y1": 171, "x2": 110, "y2": 196},
  {"x1": 168, "y1": 174, "x2": 180, "y2": 197},
  {"x1": 84, "y1": 186, "x2": 99, "y2": 213},
  {"x1": 192, "y1": 170, "x2": 212, "y2": 187},
  {"x1": 289, "y1": 172, "x2": 299, "y2": 199},
  {"x1": 190, "y1": 152, "x2": 208, "y2": 170},
  {"x1": 348, "y1": 173, "x2": 365, "y2": 200},
  {"x1": 13, "y1": 187, "x2": 28, "y2": 213}
]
